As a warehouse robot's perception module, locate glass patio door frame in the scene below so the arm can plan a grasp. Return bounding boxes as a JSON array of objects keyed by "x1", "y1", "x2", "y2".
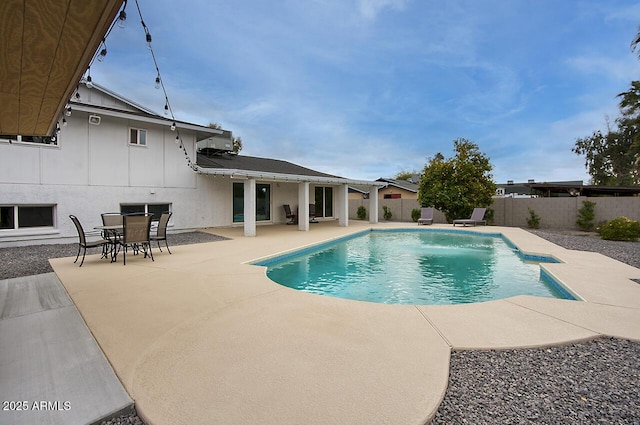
[
  {"x1": 314, "y1": 186, "x2": 333, "y2": 219},
  {"x1": 233, "y1": 182, "x2": 271, "y2": 223}
]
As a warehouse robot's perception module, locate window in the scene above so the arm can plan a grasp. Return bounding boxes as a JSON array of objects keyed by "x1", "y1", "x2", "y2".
[
  {"x1": 0, "y1": 205, "x2": 55, "y2": 229},
  {"x1": 120, "y1": 203, "x2": 170, "y2": 222},
  {"x1": 384, "y1": 194, "x2": 401, "y2": 199},
  {"x1": 0, "y1": 134, "x2": 57, "y2": 145},
  {"x1": 129, "y1": 128, "x2": 147, "y2": 146}
]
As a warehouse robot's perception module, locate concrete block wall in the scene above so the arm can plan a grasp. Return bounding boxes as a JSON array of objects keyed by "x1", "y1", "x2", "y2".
[{"x1": 349, "y1": 196, "x2": 640, "y2": 229}]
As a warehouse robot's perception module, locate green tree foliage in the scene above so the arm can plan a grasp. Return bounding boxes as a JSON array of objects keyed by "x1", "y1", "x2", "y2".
[
  {"x1": 394, "y1": 170, "x2": 417, "y2": 181},
  {"x1": 417, "y1": 138, "x2": 496, "y2": 222},
  {"x1": 572, "y1": 81, "x2": 640, "y2": 186}
]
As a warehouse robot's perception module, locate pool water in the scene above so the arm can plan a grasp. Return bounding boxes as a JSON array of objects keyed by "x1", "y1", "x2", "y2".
[{"x1": 260, "y1": 230, "x2": 573, "y2": 305}]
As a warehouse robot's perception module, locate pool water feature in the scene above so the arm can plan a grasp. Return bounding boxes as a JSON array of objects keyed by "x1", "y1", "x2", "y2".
[{"x1": 258, "y1": 230, "x2": 575, "y2": 305}]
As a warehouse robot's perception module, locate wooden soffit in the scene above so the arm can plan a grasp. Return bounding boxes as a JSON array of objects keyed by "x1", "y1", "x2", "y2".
[{"x1": 0, "y1": 0, "x2": 124, "y2": 136}]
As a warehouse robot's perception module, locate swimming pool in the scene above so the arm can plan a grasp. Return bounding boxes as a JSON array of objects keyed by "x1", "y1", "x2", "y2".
[{"x1": 258, "y1": 229, "x2": 576, "y2": 305}]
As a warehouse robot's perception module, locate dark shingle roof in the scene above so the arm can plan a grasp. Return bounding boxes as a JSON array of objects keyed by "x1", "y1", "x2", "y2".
[
  {"x1": 376, "y1": 178, "x2": 418, "y2": 193},
  {"x1": 196, "y1": 153, "x2": 342, "y2": 179}
]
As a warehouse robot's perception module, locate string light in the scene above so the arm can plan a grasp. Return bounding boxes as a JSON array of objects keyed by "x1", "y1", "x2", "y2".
[
  {"x1": 97, "y1": 40, "x2": 107, "y2": 62},
  {"x1": 117, "y1": 0, "x2": 127, "y2": 28},
  {"x1": 86, "y1": 68, "x2": 93, "y2": 89},
  {"x1": 67, "y1": 0, "x2": 200, "y2": 173}
]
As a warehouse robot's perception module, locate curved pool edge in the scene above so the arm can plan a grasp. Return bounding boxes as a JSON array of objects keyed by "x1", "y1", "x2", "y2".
[{"x1": 49, "y1": 222, "x2": 640, "y2": 425}]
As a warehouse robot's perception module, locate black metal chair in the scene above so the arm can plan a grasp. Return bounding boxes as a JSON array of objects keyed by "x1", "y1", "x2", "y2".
[
  {"x1": 150, "y1": 211, "x2": 172, "y2": 253},
  {"x1": 118, "y1": 213, "x2": 154, "y2": 265},
  {"x1": 69, "y1": 215, "x2": 110, "y2": 267},
  {"x1": 283, "y1": 204, "x2": 297, "y2": 224}
]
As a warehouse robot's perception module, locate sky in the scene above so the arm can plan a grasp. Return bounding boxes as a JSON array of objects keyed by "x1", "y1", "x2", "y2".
[{"x1": 90, "y1": 0, "x2": 640, "y2": 184}]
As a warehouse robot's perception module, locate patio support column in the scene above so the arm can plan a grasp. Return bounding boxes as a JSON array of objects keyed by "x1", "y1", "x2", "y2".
[
  {"x1": 298, "y1": 181, "x2": 310, "y2": 231},
  {"x1": 369, "y1": 186, "x2": 379, "y2": 224},
  {"x1": 244, "y1": 178, "x2": 256, "y2": 237},
  {"x1": 337, "y1": 183, "x2": 348, "y2": 227}
]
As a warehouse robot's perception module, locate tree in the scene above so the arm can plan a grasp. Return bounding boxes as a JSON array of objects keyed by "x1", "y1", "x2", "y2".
[
  {"x1": 394, "y1": 170, "x2": 418, "y2": 181},
  {"x1": 572, "y1": 81, "x2": 640, "y2": 186},
  {"x1": 418, "y1": 138, "x2": 496, "y2": 222}
]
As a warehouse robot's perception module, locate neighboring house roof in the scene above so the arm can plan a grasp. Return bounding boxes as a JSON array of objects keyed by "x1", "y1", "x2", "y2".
[
  {"x1": 197, "y1": 152, "x2": 384, "y2": 186},
  {"x1": 528, "y1": 183, "x2": 640, "y2": 197},
  {"x1": 376, "y1": 178, "x2": 418, "y2": 193}
]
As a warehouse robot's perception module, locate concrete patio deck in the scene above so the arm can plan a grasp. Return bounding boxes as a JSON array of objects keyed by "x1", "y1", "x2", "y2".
[{"x1": 47, "y1": 222, "x2": 640, "y2": 425}]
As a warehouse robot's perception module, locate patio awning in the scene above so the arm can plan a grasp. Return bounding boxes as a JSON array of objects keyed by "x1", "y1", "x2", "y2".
[{"x1": 0, "y1": 0, "x2": 125, "y2": 136}]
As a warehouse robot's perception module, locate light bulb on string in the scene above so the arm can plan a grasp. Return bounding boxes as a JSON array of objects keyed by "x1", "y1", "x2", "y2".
[
  {"x1": 97, "y1": 40, "x2": 107, "y2": 62},
  {"x1": 170, "y1": 122, "x2": 176, "y2": 131},
  {"x1": 117, "y1": 7, "x2": 127, "y2": 28},
  {"x1": 164, "y1": 102, "x2": 169, "y2": 115},
  {"x1": 155, "y1": 75, "x2": 161, "y2": 89},
  {"x1": 175, "y1": 135, "x2": 180, "y2": 144},
  {"x1": 65, "y1": 105, "x2": 72, "y2": 116},
  {"x1": 85, "y1": 68, "x2": 93, "y2": 89},
  {"x1": 145, "y1": 32, "x2": 152, "y2": 50},
  {"x1": 62, "y1": 117, "x2": 67, "y2": 127}
]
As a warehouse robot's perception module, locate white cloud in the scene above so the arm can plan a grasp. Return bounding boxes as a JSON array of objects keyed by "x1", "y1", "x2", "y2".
[{"x1": 357, "y1": 0, "x2": 410, "y2": 21}]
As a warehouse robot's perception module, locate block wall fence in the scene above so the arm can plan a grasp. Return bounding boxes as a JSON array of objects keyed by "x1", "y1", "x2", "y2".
[{"x1": 349, "y1": 196, "x2": 640, "y2": 229}]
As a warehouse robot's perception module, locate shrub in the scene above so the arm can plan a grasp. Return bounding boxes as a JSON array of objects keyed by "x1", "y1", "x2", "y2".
[
  {"x1": 382, "y1": 205, "x2": 393, "y2": 221},
  {"x1": 599, "y1": 217, "x2": 640, "y2": 241},
  {"x1": 576, "y1": 200, "x2": 596, "y2": 231},
  {"x1": 356, "y1": 206, "x2": 367, "y2": 220},
  {"x1": 526, "y1": 208, "x2": 540, "y2": 229},
  {"x1": 411, "y1": 208, "x2": 421, "y2": 222}
]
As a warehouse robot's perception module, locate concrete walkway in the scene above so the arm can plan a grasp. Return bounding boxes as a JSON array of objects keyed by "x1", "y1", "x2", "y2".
[
  {"x1": 41, "y1": 222, "x2": 640, "y2": 425},
  {"x1": 0, "y1": 273, "x2": 132, "y2": 425}
]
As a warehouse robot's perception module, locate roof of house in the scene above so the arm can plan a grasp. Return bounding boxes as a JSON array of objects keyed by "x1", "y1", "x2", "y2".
[
  {"x1": 376, "y1": 178, "x2": 418, "y2": 193},
  {"x1": 196, "y1": 152, "x2": 385, "y2": 186},
  {"x1": 197, "y1": 152, "x2": 340, "y2": 179}
]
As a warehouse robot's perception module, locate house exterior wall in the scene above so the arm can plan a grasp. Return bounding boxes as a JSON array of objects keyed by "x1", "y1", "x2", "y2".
[
  {"x1": 0, "y1": 108, "x2": 209, "y2": 247},
  {"x1": 378, "y1": 186, "x2": 417, "y2": 200}
]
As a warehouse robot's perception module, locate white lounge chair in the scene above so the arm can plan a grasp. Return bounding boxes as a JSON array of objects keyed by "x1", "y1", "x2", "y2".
[
  {"x1": 417, "y1": 207, "x2": 434, "y2": 225},
  {"x1": 452, "y1": 208, "x2": 487, "y2": 227}
]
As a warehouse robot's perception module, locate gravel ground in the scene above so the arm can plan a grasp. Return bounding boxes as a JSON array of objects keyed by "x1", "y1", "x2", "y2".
[{"x1": 2, "y1": 228, "x2": 639, "y2": 424}]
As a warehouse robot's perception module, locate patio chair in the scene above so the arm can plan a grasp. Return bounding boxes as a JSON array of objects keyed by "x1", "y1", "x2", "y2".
[
  {"x1": 69, "y1": 215, "x2": 110, "y2": 267},
  {"x1": 452, "y1": 207, "x2": 487, "y2": 227},
  {"x1": 283, "y1": 204, "x2": 297, "y2": 224},
  {"x1": 417, "y1": 207, "x2": 434, "y2": 225},
  {"x1": 118, "y1": 213, "x2": 154, "y2": 265},
  {"x1": 309, "y1": 204, "x2": 319, "y2": 223},
  {"x1": 150, "y1": 211, "x2": 172, "y2": 254}
]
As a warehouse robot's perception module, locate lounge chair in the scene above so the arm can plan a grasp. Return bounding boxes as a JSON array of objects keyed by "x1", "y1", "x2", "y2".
[
  {"x1": 283, "y1": 204, "x2": 297, "y2": 224},
  {"x1": 452, "y1": 208, "x2": 487, "y2": 227},
  {"x1": 69, "y1": 215, "x2": 110, "y2": 267},
  {"x1": 309, "y1": 204, "x2": 319, "y2": 223},
  {"x1": 150, "y1": 211, "x2": 172, "y2": 253},
  {"x1": 417, "y1": 207, "x2": 434, "y2": 225}
]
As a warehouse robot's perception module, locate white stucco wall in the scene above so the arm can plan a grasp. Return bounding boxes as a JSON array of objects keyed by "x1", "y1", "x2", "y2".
[{"x1": 0, "y1": 107, "x2": 209, "y2": 247}]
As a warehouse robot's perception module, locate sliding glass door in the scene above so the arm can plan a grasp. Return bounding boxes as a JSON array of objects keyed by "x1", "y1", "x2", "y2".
[
  {"x1": 314, "y1": 186, "x2": 333, "y2": 218},
  {"x1": 233, "y1": 182, "x2": 271, "y2": 223}
]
